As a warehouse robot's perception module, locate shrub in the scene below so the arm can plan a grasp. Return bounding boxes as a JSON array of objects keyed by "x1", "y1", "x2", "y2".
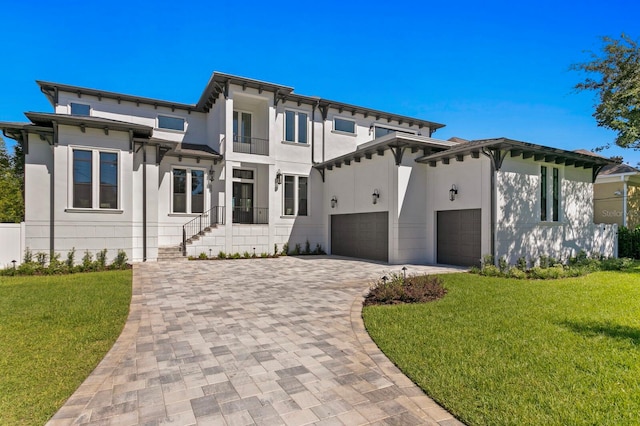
[
  {"x1": 482, "y1": 254, "x2": 494, "y2": 267},
  {"x1": 218, "y1": 251, "x2": 227, "y2": 259},
  {"x1": 282, "y1": 243, "x2": 289, "y2": 256},
  {"x1": 96, "y1": 249, "x2": 108, "y2": 270},
  {"x1": 198, "y1": 252, "x2": 208, "y2": 260},
  {"x1": 231, "y1": 253, "x2": 241, "y2": 259},
  {"x1": 479, "y1": 265, "x2": 501, "y2": 277},
  {"x1": 36, "y1": 252, "x2": 48, "y2": 268},
  {"x1": 113, "y1": 250, "x2": 128, "y2": 269},
  {"x1": 23, "y1": 248, "x2": 33, "y2": 264},
  {"x1": 516, "y1": 257, "x2": 527, "y2": 271},
  {"x1": 291, "y1": 243, "x2": 301, "y2": 256},
  {"x1": 304, "y1": 240, "x2": 311, "y2": 255},
  {"x1": 364, "y1": 273, "x2": 447, "y2": 306},
  {"x1": 314, "y1": 243, "x2": 326, "y2": 255},
  {"x1": 81, "y1": 251, "x2": 94, "y2": 272},
  {"x1": 242, "y1": 251, "x2": 251, "y2": 259},
  {"x1": 274, "y1": 243, "x2": 279, "y2": 256},
  {"x1": 66, "y1": 248, "x2": 76, "y2": 271},
  {"x1": 600, "y1": 257, "x2": 634, "y2": 270},
  {"x1": 260, "y1": 252, "x2": 269, "y2": 258}
]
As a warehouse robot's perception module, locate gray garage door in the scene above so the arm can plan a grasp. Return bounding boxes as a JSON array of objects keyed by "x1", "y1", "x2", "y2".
[
  {"x1": 331, "y1": 212, "x2": 388, "y2": 262},
  {"x1": 437, "y1": 209, "x2": 481, "y2": 267}
]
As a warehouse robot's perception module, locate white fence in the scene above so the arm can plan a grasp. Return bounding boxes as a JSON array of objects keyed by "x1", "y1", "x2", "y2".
[{"x1": 0, "y1": 223, "x2": 25, "y2": 269}]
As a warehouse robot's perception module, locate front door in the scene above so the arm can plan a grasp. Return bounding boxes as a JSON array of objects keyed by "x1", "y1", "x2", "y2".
[{"x1": 232, "y1": 182, "x2": 253, "y2": 223}]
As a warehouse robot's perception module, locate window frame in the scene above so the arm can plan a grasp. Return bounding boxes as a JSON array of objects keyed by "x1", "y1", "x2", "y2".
[
  {"x1": 170, "y1": 166, "x2": 208, "y2": 215},
  {"x1": 70, "y1": 102, "x2": 91, "y2": 116},
  {"x1": 233, "y1": 109, "x2": 253, "y2": 143},
  {"x1": 332, "y1": 117, "x2": 357, "y2": 135},
  {"x1": 284, "y1": 109, "x2": 309, "y2": 144},
  {"x1": 373, "y1": 124, "x2": 416, "y2": 139},
  {"x1": 157, "y1": 114, "x2": 187, "y2": 132},
  {"x1": 540, "y1": 165, "x2": 561, "y2": 223},
  {"x1": 282, "y1": 174, "x2": 309, "y2": 217},
  {"x1": 68, "y1": 147, "x2": 121, "y2": 211}
]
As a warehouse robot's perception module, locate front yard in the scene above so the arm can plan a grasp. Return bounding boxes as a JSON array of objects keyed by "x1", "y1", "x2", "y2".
[
  {"x1": 0, "y1": 270, "x2": 132, "y2": 425},
  {"x1": 363, "y1": 267, "x2": 640, "y2": 425}
]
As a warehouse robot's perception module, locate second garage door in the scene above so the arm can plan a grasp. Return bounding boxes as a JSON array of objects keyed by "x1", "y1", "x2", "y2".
[
  {"x1": 437, "y1": 209, "x2": 481, "y2": 267},
  {"x1": 331, "y1": 212, "x2": 388, "y2": 262}
]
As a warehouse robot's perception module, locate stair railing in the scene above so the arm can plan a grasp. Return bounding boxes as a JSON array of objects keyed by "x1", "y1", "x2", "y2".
[{"x1": 182, "y1": 206, "x2": 225, "y2": 255}]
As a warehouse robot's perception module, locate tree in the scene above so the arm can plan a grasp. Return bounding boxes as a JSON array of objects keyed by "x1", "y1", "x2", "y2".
[
  {"x1": 572, "y1": 34, "x2": 640, "y2": 149},
  {"x1": 0, "y1": 137, "x2": 24, "y2": 223}
]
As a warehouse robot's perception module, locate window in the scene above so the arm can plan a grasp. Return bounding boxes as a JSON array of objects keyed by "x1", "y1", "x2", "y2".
[
  {"x1": 233, "y1": 111, "x2": 252, "y2": 142},
  {"x1": 283, "y1": 175, "x2": 308, "y2": 216},
  {"x1": 334, "y1": 117, "x2": 356, "y2": 134},
  {"x1": 158, "y1": 115, "x2": 185, "y2": 131},
  {"x1": 233, "y1": 169, "x2": 254, "y2": 179},
  {"x1": 541, "y1": 165, "x2": 560, "y2": 222},
  {"x1": 540, "y1": 166, "x2": 547, "y2": 221},
  {"x1": 285, "y1": 110, "x2": 308, "y2": 143},
  {"x1": 172, "y1": 168, "x2": 205, "y2": 214},
  {"x1": 374, "y1": 125, "x2": 415, "y2": 139},
  {"x1": 72, "y1": 149, "x2": 119, "y2": 209},
  {"x1": 70, "y1": 103, "x2": 90, "y2": 116}
]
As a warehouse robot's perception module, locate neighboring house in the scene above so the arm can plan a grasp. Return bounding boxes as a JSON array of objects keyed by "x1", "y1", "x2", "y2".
[
  {"x1": 594, "y1": 163, "x2": 640, "y2": 229},
  {"x1": 0, "y1": 72, "x2": 618, "y2": 267}
]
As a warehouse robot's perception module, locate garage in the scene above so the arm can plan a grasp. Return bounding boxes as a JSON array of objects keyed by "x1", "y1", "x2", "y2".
[
  {"x1": 437, "y1": 209, "x2": 481, "y2": 266},
  {"x1": 331, "y1": 212, "x2": 388, "y2": 262}
]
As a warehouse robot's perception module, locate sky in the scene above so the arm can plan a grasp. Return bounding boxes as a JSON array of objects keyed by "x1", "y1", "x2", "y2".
[{"x1": 1, "y1": 0, "x2": 638, "y2": 164}]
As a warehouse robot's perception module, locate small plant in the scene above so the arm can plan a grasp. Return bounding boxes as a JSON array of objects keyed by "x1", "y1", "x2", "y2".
[
  {"x1": 36, "y1": 252, "x2": 48, "y2": 268},
  {"x1": 82, "y1": 251, "x2": 94, "y2": 272},
  {"x1": 198, "y1": 252, "x2": 208, "y2": 260},
  {"x1": 23, "y1": 248, "x2": 33, "y2": 264},
  {"x1": 274, "y1": 243, "x2": 279, "y2": 256},
  {"x1": 482, "y1": 254, "x2": 495, "y2": 267},
  {"x1": 282, "y1": 243, "x2": 289, "y2": 256},
  {"x1": 218, "y1": 251, "x2": 227, "y2": 259},
  {"x1": 232, "y1": 252, "x2": 241, "y2": 259},
  {"x1": 364, "y1": 273, "x2": 448, "y2": 306},
  {"x1": 260, "y1": 252, "x2": 269, "y2": 258},
  {"x1": 304, "y1": 240, "x2": 311, "y2": 255},
  {"x1": 47, "y1": 252, "x2": 63, "y2": 275},
  {"x1": 242, "y1": 251, "x2": 251, "y2": 259},
  {"x1": 113, "y1": 250, "x2": 128, "y2": 269},
  {"x1": 66, "y1": 248, "x2": 76, "y2": 270},
  {"x1": 498, "y1": 257, "x2": 508, "y2": 273},
  {"x1": 291, "y1": 243, "x2": 301, "y2": 255},
  {"x1": 516, "y1": 256, "x2": 527, "y2": 271},
  {"x1": 96, "y1": 249, "x2": 108, "y2": 270}
]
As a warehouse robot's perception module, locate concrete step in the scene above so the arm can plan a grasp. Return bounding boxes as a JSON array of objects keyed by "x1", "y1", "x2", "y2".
[{"x1": 157, "y1": 246, "x2": 186, "y2": 261}]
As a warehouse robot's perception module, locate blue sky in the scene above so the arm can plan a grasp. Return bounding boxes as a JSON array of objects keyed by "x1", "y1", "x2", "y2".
[{"x1": 1, "y1": 0, "x2": 638, "y2": 164}]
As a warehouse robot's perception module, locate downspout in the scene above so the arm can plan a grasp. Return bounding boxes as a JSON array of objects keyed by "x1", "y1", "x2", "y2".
[
  {"x1": 142, "y1": 141, "x2": 147, "y2": 261},
  {"x1": 311, "y1": 102, "x2": 316, "y2": 164},
  {"x1": 490, "y1": 161, "x2": 496, "y2": 262},
  {"x1": 622, "y1": 178, "x2": 628, "y2": 228},
  {"x1": 50, "y1": 121, "x2": 58, "y2": 258}
]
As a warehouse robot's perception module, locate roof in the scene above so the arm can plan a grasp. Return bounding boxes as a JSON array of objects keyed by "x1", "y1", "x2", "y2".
[
  {"x1": 38, "y1": 72, "x2": 445, "y2": 132},
  {"x1": 415, "y1": 137, "x2": 617, "y2": 170},
  {"x1": 24, "y1": 112, "x2": 153, "y2": 137},
  {"x1": 600, "y1": 163, "x2": 640, "y2": 175},
  {"x1": 313, "y1": 133, "x2": 457, "y2": 172}
]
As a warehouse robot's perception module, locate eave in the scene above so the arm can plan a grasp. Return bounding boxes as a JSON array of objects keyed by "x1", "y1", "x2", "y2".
[{"x1": 24, "y1": 112, "x2": 153, "y2": 138}]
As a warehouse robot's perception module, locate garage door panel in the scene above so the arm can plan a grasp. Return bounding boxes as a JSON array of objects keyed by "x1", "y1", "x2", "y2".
[
  {"x1": 437, "y1": 209, "x2": 481, "y2": 267},
  {"x1": 331, "y1": 212, "x2": 388, "y2": 262}
]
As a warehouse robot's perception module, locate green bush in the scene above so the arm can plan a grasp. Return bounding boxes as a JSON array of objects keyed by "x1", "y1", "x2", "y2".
[
  {"x1": 364, "y1": 273, "x2": 448, "y2": 306},
  {"x1": 198, "y1": 252, "x2": 208, "y2": 259},
  {"x1": 217, "y1": 251, "x2": 227, "y2": 259}
]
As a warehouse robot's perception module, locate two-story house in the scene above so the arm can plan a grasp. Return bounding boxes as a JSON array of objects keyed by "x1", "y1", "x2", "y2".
[{"x1": 0, "y1": 72, "x2": 618, "y2": 267}]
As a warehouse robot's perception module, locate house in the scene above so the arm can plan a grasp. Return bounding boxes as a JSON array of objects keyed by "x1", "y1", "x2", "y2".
[
  {"x1": 594, "y1": 163, "x2": 640, "y2": 229},
  {"x1": 0, "y1": 72, "x2": 618, "y2": 267}
]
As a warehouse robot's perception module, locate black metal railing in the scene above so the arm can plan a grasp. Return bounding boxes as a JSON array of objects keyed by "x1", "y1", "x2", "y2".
[
  {"x1": 182, "y1": 206, "x2": 225, "y2": 255},
  {"x1": 233, "y1": 134, "x2": 269, "y2": 156},
  {"x1": 232, "y1": 207, "x2": 269, "y2": 224}
]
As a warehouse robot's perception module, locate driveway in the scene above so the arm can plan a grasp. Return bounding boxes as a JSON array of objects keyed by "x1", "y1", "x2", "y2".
[{"x1": 48, "y1": 256, "x2": 465, "y2": 425}]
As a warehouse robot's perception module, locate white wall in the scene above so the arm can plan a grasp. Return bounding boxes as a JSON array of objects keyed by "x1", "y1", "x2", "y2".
[{"x1": 0, "y1": 223, "x2": 25, "y2": 268}]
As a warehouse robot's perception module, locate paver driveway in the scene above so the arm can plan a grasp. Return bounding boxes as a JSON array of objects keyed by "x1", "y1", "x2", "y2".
[{"x1": 48, "y1": 256, "x2": 465, "y2": 426}]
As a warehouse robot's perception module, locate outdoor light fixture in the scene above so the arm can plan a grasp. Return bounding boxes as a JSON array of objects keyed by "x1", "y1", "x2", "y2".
[
  {"x1": 331, "y1": 196, "x2": 338, "y2": 208},
  {"x1": 614, "y1": 190, "x2": 623, "y2": 197},
  {"x1": 449, "y1": 184, "x2": 458, "y2": 202},
  {"x1": 276, "y1": 170, "x2": 283, "y2": 185},
  {"x1": 372, "y1": 189, "x2": 380, "y2": 204},
  {"x1": 208, "y1": 165, "x2": 215, "y2": 183}
]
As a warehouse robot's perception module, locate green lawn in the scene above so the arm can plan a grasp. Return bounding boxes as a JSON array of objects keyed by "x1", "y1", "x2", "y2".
[
  {"x1": 363, "y1": 268, "x2": 640, "y2": 426},
  {"x1": 0, "y1": 270, "x2": 132, "y2": 425}
]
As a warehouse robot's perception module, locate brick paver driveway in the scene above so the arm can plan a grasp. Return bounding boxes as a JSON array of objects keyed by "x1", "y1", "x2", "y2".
[{"x1": 48, "y1": 256, "x2": 465, "y2": 425}]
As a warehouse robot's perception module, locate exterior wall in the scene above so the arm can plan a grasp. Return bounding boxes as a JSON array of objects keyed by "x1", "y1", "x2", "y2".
[
  {"x1": 496, "y1": 157, "x2": 616, "y2": 264},
  {"x1": 425, "y1": 156, "x2": 492, "y2": 264},
  {"x1": 594, "y1": 181, "x2": 624, "y2": 226},
  {"x1": 0, "y1": 222, "x2": 25, "y2": 268}
]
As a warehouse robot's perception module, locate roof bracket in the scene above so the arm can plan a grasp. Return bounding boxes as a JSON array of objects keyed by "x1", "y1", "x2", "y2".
[
  {"x1": 156, "y1": 145, "x2": 171, "y2": 165},
  {"x1": 389, "y1": 144, "x2": 406, "y2": 165},
  {"x1": 592, "y1": 164, "x2": 605, "y2": 183},
  {"x1": 482, "y1": 148, "x2": 506, "y2": 171},
  {"x1": 128, "y1": 130, "x2": 134, "y2": 152},
  {"x1": 317, "y1": 168, "x2": 325, "y2": 183}
]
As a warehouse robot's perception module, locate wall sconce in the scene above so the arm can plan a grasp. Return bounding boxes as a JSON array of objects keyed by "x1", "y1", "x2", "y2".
[
  {"x1": 208, "y1": 164, "x2": 215, "y2": 183},
  {"x1": 449, "y1": 184, "x2": 458, "y2": 202},
  {"x1": 372, "y1": 189, "x2": 380, "y2": 204},
  {"x1": 276, "y1": 169, "x2": 282, "y2": 185},
  {"x1": 331, "y1": 196, "x2": 338, "y2": 208},
  {"x1": 369, "y1": 124, "x2": 375, "y2": 135},
  {"x1": 614, "y1": 189, "x2": 623, "y2": 197}
]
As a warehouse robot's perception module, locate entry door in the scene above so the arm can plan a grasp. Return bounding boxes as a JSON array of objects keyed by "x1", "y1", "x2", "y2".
[
  {"x1": 233, "y1": 182, "x2": 253, "y2": 223},
  {"x1": 233, "y1": 111, "x2": 252, "y2": 143}
]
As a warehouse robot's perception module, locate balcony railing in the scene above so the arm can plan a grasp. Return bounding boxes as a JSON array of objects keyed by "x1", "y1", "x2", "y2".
[
  {"x1": 233, "y1": 134, "x2": 269, "y2": 156},
  {"x1": 182, "y1": 206, "x2": 225, "y2": 255},
  {"x1": 232, "y1": 207, "x2": 269, "y2": 224}
]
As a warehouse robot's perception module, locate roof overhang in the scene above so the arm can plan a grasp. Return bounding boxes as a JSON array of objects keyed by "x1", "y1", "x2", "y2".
[
  {"x1": 24, "y1": 112, "x2": 153, "y2": 138},
  {"x1": 37, "y1": 81, "x2": 198, "y2": 113},
  {"x1": 313, "y1": 133, "x2": 457, "y2": 179},
  {"x1": 415, "y1": 137, "x2": 619, "y2": 182}
]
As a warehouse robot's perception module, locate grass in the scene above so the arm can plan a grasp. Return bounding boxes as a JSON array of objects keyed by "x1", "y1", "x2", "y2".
[
  {"x1": 0, "y1": 270, "x2": 132, "y2": 425},
  {"x1": 363, "y1": 266, "x2": 640, "y2": 426}
]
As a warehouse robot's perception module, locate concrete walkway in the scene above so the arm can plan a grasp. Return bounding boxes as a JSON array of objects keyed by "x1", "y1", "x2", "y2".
[{"x1": 48, "y1": 256, "x2": 465, "y2": 425}]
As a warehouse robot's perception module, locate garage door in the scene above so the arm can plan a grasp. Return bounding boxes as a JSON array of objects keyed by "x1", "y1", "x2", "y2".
[
  {"x1": 331, "y1": 212, "x2": 388, "y2": 262},
  {"x1": 437, "y1": 209, "x2": 481, "y2": 267}
]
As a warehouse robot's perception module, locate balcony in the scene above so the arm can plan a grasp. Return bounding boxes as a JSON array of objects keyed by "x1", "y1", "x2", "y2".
[
  {"x1": 233, "y1": 135, "x2": 269, "y2": 156},
  {"x1": 232, "y1": 206, "x2": 269, "y2": 224}
]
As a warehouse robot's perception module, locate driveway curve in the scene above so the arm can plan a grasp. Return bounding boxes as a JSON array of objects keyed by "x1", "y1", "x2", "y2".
[{"x1": 48, "y1": 256, "x2": 464, "y2": 426}]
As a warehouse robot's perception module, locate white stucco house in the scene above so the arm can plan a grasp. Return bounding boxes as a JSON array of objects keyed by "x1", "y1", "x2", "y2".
[{"x1": 0, "y1": 72, "x2": 617, "y2": 267}]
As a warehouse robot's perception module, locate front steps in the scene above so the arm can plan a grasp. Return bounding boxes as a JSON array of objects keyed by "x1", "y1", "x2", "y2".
[{"x1": 157, "y1": 246, "x2": 185, "y2": 261}]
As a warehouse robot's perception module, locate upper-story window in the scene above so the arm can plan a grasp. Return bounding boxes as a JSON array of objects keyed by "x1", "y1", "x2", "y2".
[
  {"x1": 158, "y1": 115, "x2": 186, "y2": 131},
  {"x1": 70, "y1": 103, "x2": 91, "y2": 116},
  {"x1": 333, "y1": 117, "x2": 356, "y2": 135},
  {"x1": 374, "y1": 125, "x2": 416, "y2": 139},
  {"x1": 285, "y1": 110, "x2": 308, "y2": 144},
  {"x1": 72, "y1": 149, "x2": 119, "y2": 210}
]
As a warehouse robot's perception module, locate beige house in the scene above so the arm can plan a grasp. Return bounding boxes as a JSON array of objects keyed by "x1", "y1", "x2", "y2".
[{"x1": 594, "y1": 163, "x2": 640, "y2": 229}]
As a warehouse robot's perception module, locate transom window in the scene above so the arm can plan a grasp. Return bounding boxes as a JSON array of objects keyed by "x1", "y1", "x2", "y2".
[
  {"x1": 285, "y1": 110, "x2": 308, "y2": 143},
  {"x1": 333, "y1": 117, "x2": 356, "y2": 135},
  {"x1": 72, "y1": 149, "x2": 119, "y2": 209},
  {"x1": 70, "y1": 103, "x2": 91, "y2": 116},
  {"x1": 158, "y1": 115, "x2": 186, "y2": 131},
  {"x1": 283, "y1": 175, "x2": 308, "y2": 216},
  {"x1": 374, "y1": 125, "x2": 415, "y2": 139},
  {"x1": 173, "y1": 168, "x2": 205, "y2": 214}
]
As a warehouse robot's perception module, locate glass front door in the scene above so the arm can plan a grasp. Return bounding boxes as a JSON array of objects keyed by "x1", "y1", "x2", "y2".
[{"x1": 232, "y1": 182, "x2": 254, "y2": 223}]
